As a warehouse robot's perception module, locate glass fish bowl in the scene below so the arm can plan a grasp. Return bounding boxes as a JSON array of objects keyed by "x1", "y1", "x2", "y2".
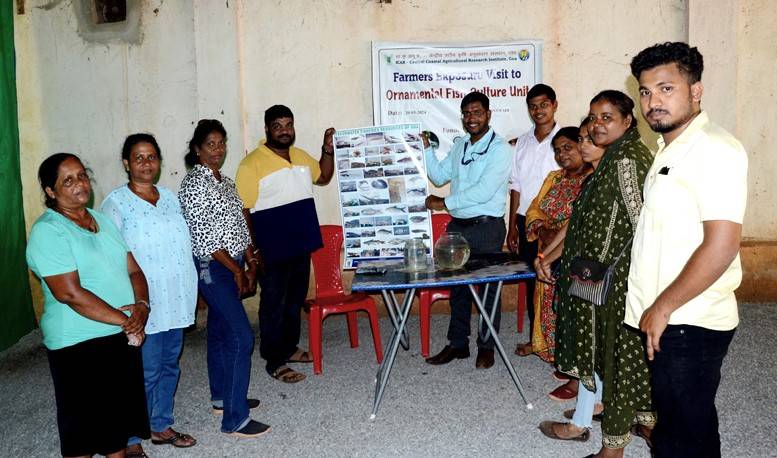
[
  {"x1": 434, "y1": 232, "x2": 470, "y2": 270},
  {"x1": 403, "y1": 238, "x2": 429, "y2": 272}
]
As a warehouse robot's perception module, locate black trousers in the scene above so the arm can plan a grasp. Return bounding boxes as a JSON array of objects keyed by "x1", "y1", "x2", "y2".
[
  {"x1": 516, "y1": 213, "x2": 537, "y2": 338},
  {"x1": 649, "y1": 324, "x2": 735, "y2": 458},
  {"x1": 445, "y1": 217, "x2": 506, "y2": 350},
  {"x1": 258, "y1": 253, "x2": 311, "y2": 374}
]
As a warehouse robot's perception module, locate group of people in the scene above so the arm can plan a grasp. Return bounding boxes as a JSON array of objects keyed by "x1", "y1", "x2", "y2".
[
  {"x1": 27, "y1": 107, "x2": 334, "y2": 456},
  {"x1": 420, "y1": 42, "x2": 747, "y2": 458},
  {"x1": 25, "y1": 41, "x2": 745, "y2": 458}
]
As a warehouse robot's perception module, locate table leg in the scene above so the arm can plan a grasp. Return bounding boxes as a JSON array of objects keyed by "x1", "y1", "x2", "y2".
[
  {"x1": 477, "y1": 282, "x2": 501, "y2": 342},
  {"x1": 468, "y1": 282, "x2": 533, "y2": 409},
  {"x1": 371, "y1": 288, "x2": 416, "y2": 419},
  {"x1": 381, "y1": 290, "x2": 409, "y2": 351}
]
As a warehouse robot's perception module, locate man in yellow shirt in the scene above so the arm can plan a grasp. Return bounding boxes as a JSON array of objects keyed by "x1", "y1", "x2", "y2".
[
  {"x1": 626, "y1": 42, "x2": 748, "y2": 457},
  {"x1": 236, "y1": 105, "x2": 334, "y2": 383}
]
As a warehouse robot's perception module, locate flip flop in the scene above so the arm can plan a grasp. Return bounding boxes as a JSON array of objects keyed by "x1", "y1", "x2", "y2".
[
  {"x1": 151, "y1": 430, "x2": 197, "y2": 448},
  {"x1": 271, "y1": 366, "x2": 306, "y2": 383},
  {"x1": 287, "y1": 349, "x2": 313, "y2": 363},
  {"x1": 548, "y1": 382, "x2": 577, "y2": 402}
]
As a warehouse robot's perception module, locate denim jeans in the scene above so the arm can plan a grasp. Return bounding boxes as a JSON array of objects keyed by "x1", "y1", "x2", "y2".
[
  {"x1": 446, "y1": 217, "x2": 506, "y2": 350},
  {"x1": 257, "y1": 253, "x2": 310, "y2": 374},
  {"x1": 572, "y1": 372, "x2": 603, "y2": 429},
  {"x1": 649, "y1": 324, "x2": 735, "y2": 458},
  {"x1": 127, "y1": 328, "x2": 184, "y2": 445},
  {"x1": 195, "y1": 256, "x2": 254, "y2": 433}
]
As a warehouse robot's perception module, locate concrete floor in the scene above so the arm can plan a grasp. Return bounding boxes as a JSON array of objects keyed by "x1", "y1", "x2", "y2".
[{"x1": 1, "y1": 303, "x2": 775, "y2": 457}]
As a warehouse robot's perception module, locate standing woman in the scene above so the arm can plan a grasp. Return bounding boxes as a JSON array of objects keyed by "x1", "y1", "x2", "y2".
[
  {"x1": 178, "y1": 119, "x2": 270, "y2": 438},
  {"x1": 541, "y1": 91, "x2": 655, "y2": 457},
  {"x1": 26, "y1": 153, "x2": 150, "y2": 457},
  {"x1": 101, "y1": 133, "x2": 198, "y2": 456}
]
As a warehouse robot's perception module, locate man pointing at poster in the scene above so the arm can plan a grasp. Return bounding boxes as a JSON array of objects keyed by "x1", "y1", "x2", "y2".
[{"x1": 422, "y1": 91, "x2": 513, "y2": 369}]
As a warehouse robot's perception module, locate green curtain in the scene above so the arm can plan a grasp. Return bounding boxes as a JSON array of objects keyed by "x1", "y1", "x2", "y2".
[{"x1": 0, "y1": 2, "x2": 36, "y2": 351}]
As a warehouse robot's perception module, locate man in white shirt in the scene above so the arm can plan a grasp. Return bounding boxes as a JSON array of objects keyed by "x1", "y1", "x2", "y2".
[
  {"x1": 506, "y1": 84, "x2": 561, "y2": 357},
  {"x1": 627, "y1": 42, "x2": 748, "y2": 457}
]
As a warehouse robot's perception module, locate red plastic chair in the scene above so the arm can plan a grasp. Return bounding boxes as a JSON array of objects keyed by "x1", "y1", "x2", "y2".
[
  {"x1": 418, "y1": 213, "x2": 452, "y2": 357},
  {"x1": 307, "y1": 225, "x2": 383, "y2": 375}
]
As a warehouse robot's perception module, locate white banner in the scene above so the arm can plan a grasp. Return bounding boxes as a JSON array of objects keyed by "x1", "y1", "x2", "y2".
[
  {"x1": 334, "y1": 123, "x2": 433, "y2": 269},
  {"x1": 372, "y1": 41, "x2": 543, "y2": 152}
]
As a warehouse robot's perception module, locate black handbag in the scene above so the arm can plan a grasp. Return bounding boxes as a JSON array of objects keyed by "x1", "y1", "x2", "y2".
[{"x1": 567, "y1": 235, "x2": 632, "y2": 306}]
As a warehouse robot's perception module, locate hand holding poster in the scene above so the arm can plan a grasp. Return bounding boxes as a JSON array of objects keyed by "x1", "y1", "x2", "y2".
[{"x1": 334, "y1": 123, "x2": 433, "y2": 268}]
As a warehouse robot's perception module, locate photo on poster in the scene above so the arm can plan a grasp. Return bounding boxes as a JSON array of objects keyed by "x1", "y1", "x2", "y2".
[{"x1": 334, "y1": 123, "x2": 433, "y2": 268}]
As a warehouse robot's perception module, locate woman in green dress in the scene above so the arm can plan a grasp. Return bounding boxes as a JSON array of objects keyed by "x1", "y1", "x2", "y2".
[{"x1": 540, "y1": 90, "x2": 656, "y2": 457}]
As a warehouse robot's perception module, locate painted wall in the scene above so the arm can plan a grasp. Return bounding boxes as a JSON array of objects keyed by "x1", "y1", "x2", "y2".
[{"x1": 14, "y1": 0, "x2": 777, "y2": 315}]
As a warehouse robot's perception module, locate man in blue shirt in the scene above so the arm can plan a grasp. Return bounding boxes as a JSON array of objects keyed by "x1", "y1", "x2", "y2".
[{"x1": 423, "y1": 91, "x2": 513, "y2": 369}]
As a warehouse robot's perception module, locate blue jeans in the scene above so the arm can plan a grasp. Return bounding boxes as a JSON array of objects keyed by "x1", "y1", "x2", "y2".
[
  {"x1": 195, "y1": 256, "x2": 254, "y2": 433},
  {"x1": 649, "y1": 324, "x2": 735, "y2": 458},
  {"x1": 446, "y1": 217, "x2": 506, "y2": 350},
  {"x1": 571, "y1": 372, "x2": 603, "y2": 428},
  {"x1": 127, "y1": 328, "x2": 184, "y2": 445}
]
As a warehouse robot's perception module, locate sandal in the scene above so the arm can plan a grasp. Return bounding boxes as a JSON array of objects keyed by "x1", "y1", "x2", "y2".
[
  {"x1": 287, "y1": 349, "x2": 313, "y2": 363},
  {"x1": 271, "y1": 365, "x2": 306, "y2": 383},
  {"x1": 514, "y1": 342, "x2": 533, "y2": 357},
  {"x1": 125, "y1": 445, "x2": 148, "y2": 458},
  {"x1": 631, "y1": 424, "x2": 654, "y2": 449},
  {"x1": 538, "y1": 421, "x2": 590, "y2": 442},
  {"x1": 151, "y1": 429, "x2": 197, "y2": 448},
  {"x1": 548, "y1": 382, "x2": 577, "y2": 401}
]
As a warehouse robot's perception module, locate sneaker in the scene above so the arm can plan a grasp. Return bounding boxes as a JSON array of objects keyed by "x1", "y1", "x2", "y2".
[
  {"x1": 213, "y1": 398, "x2": 261, "y2": 415},
  {"x1": 229, "y1": 419, "x2": 271, "y2": 438}
]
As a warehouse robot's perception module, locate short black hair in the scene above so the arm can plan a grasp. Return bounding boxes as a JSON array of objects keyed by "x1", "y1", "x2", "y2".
[
  {"x1": 185, "y1": 119, "x2": 227, "y2": 168},
  {"x1": 630, "y1": 42, "x2": 704, "y2": 83},
  {"x1": 460, "y1": 91, "x2": 489, "y2": 110},
  {"x1": 264, "y1": 105, "x2": 294, "y2": 127},
  {"x1": 527, "y1": 83, "x2": 556, "y2": 102},
  {"x1": 552, "y1": 126, "x2": 580, "y2": 146},
  {"x1": 590, "y1": 90, "x2": 638, "y2": 130},
  {"x1": 38, "y1": 153, "x2": 82, "y2": 209},
  {"x1": 122, "y1": 133, "x2": 161, "y2": 162}
]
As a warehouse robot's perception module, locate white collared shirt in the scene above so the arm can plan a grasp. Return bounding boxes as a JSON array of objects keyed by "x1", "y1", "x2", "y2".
[
  {"x1": 625, "y1": 111, "x2": 748, "y2": 331},
  {"x1": 509, "y1": 123, "x2": 561, "y2": 215}
]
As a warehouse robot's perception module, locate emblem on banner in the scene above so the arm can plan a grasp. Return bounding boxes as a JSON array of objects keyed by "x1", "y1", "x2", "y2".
[{"x1": 518, "y1": 49, "x2": 530, "y2": 61}]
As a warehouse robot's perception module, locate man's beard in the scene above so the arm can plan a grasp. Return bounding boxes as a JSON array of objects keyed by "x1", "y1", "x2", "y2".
[
  {"x1": 267, "y1": 133, "x2": 295, "y2": 149},
  {"x1": 647, "y1": 102, "x2": 696, "y2": 134}
]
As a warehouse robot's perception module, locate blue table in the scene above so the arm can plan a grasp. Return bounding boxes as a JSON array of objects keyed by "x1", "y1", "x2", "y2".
[{"x1": 351, "y1": 254, "x2": 536, "y2": 419}]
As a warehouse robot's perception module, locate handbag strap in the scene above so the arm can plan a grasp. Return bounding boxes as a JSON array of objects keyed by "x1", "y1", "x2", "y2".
[{"x1": 608, "y1": 234, "x2": 634, "y2": 269}]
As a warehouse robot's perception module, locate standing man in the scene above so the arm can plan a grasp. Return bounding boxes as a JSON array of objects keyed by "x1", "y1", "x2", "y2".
[
  {"x1": 423, "y1": 91, "x2": 513, "y2": 369},
  {"x1": 506, "y1": 84, "x2": 561, "y2": 358},
  {"x1": 626, "y1": 42, "x2": 748, "y2": 457},
  {"x1": 236, "y1": 105, "x2": 334, "y2": 383}
]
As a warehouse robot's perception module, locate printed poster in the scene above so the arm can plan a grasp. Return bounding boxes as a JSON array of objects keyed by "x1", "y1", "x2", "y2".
[
  {"x1": 372, "y1": 41, "x2": 542, "y2": 153},
  {"x1": 334, "y1": 123, "x2": 433, "y2": 269}
]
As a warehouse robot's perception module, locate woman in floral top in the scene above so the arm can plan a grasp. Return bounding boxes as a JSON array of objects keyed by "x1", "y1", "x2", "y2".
[
  {"x1": 525, "y1": 127, "x2": 590, "y2": 365},
  {"x1": 178, "y1": 119, "x2": 270, "y2": 439}
]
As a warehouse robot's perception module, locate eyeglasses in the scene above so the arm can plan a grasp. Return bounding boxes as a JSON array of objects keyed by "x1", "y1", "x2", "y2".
[
  {"x1": 461, "y1": 109, "x2": 487, "y2": 119},
  {"x1": 461, "y1": 132, "x2": 496, "y2": 165},
  {"x1": 553, "y1": 144, "x2": 576, "y2": 154}
]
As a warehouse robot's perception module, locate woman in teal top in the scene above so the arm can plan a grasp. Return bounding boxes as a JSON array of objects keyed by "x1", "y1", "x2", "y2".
[
  {"x1": 101, "y1": 133, "x2": 198, "y2": 454},
  {"x1": 26, "y1": 153, "x2": 151, "y2": 458}
]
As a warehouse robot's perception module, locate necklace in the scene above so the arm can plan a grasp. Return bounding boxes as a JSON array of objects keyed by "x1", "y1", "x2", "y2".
[
  {"x1": 57, "y1": 207, "x2": 98, "y2": 233},
  {"x1": 128, "y1": 182, "x2": 159, "y2": 205}
]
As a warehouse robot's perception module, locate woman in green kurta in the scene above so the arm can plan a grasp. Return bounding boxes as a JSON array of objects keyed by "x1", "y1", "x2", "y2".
[{"x1": 554, "y1": 91, "x2": 655, "y2": 456}]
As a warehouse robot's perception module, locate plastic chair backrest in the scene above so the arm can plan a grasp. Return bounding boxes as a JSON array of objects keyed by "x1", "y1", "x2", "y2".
[
  {"x1": 310, "y1": 225, "x2": 346, "y2": 299},
  {"x1": 431, "y1": 213, "x2": 452, "y2": 244}
]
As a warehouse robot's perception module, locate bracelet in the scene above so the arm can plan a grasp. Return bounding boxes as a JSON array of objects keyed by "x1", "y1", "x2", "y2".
[
  {"x1": 247, "y1": 258, "x2": 260, "y2": 265},
  {"x1": 536, "y1": 252, "x2": 545, "y2": 260},
  {"x1": 137, "y1": 300, "x2": 151, "y2": 311}
]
